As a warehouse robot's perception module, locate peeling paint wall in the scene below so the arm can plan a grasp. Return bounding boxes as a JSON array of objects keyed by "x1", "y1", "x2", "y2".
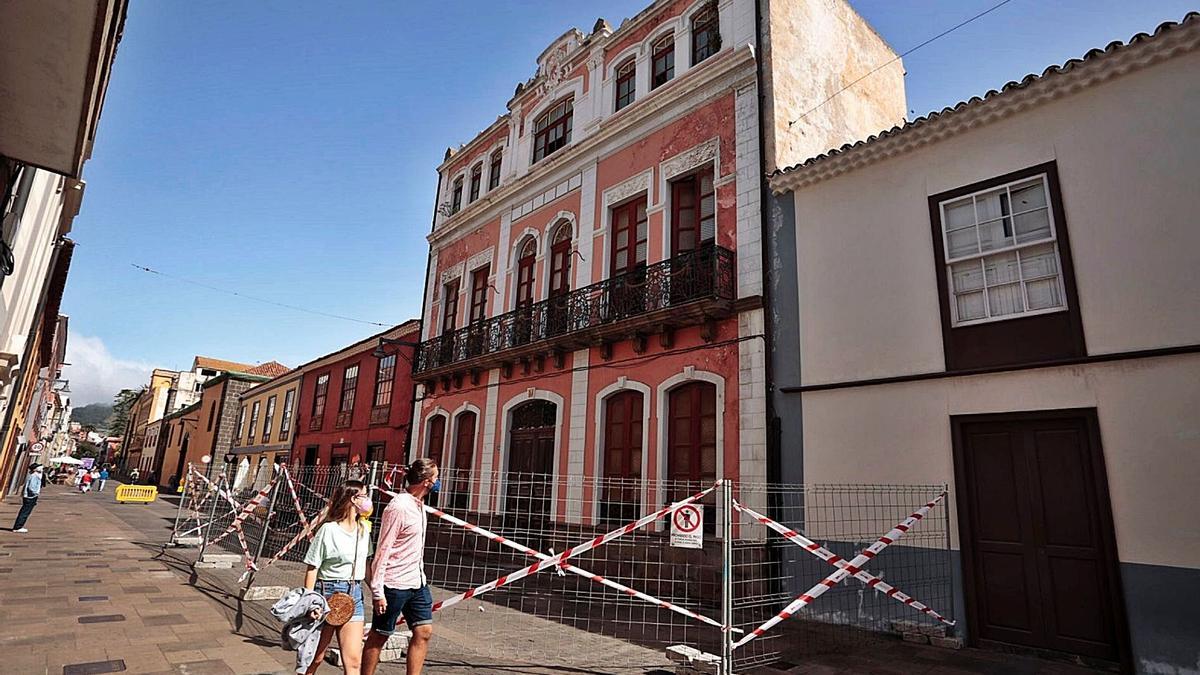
[{"x1": 760, "y1": 0, "x2": 907, "y2": 173}]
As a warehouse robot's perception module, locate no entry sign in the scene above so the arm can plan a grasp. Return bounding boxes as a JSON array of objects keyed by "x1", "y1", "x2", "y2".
[{"x1": 670, "y1": 503, "x2": 703, "y2": 549}]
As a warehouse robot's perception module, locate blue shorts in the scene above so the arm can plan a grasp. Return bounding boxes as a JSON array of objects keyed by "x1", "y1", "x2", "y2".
[
  {"x1": 371, "y1": 585, "x2": 433, "y2": 635},
  {"x1": 315, "y1": 579, "x2": 365, "y2": 623}
]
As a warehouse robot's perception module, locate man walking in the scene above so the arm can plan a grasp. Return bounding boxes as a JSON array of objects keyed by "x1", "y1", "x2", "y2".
[
  {"x1": 97, "y1": 466, "x2": 109, "y2": 492},
  {"x1": 12, "y1": 464, "x2": 43, "y2": 533},
  {"x1": 363, "y1": 458, "x2": 438, "y2": 675}
]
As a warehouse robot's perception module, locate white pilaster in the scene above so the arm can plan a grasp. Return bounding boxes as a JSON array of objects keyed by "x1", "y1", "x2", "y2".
[
  {"x1": 566, "y1": 349, "x2": 590, "y2": 522},
  {"x1": 576, "y1": 164, "x2": 597, "y2": 288},
  {"x1": 737, "y1": 308, "x2": 768, "y2": 490},
  {"x1": 478, "y1": 368, "x2": 500, "y2": 514},
  {"x1": 733, "y1": 81, "x2": 763, "y2": 298}
]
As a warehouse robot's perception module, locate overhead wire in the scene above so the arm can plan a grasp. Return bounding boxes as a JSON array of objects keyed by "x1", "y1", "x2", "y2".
[
  {"x1": 789, "y1": 0, "x2": 1017, "y2": 127},
  {"x1": 130, "y1": 263, "x2": 390, "y2": 327}
]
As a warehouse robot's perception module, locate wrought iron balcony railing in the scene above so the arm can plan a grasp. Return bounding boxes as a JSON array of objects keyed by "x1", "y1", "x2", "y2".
[
  {"x1": 370, "y1": 406, "x2": 390, "y2": 426},
  {"x1": 415, "y1": 244, "x2": 735, "y2": 375}
]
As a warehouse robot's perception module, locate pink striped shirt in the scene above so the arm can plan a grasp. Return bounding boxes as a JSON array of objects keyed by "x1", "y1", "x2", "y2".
[{"x1": 368, "y1": 491, "x2": 426, "y2": 599}]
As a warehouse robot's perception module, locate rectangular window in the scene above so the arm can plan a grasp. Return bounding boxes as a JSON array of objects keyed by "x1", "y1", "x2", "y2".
[
  {"x1": 339, "y1": 364, "x2": 358, "y2": 413},
  {"x1": 652, "y1": 35, "x2": 675, "y2": 89},
  {"x1": 451, "y1": 177, "x2": 463, "y2": 214},
  {"x1": 615, "y1": 59, "x2": 636, "y2": 111},
  {"x1": 610, "y1": 197, "x2": 648, "y2": 274},
  {"x1": 311, "y1": 374, "x2": 330, "y2": 426},
  {"x1": 442, "y1": 278, "x2": 460, "y2": 333},
  {"x1": 262, "y1": 395, "x2": 277, "y2": 443},
  {"x1": 929, "y1": 162, "x2": 1085, "y2": 371},
  {"x1": 469, "y1": 265, "x2": 489, "y2": 323},
  {"x1": 279, "y1": 389, "x2": 295, "y2": 441},
  {"x1": 373, "y1": 354, "x2": 396, "y2": 409},
  {"x1": 939, "y1": 175, "x2": 1066, "y2": 326},
  {"x1": 533, "y1": 98, "x2": 573, "y2": 164},
  {"x1": 670, "y1": 167, "x2": 715, "y2": 254},
  {"x1": 469, "y1": 165, "x2": 482, "y2": 203},
  {"x1": 691, "y1": 7, "x2": 721, "y2": 66},
  {"x1": 488, "y1": 151, "x2": 502, "y2": 190},
  {"x1": 249, "y1": 401, "x2": 260, "y2": 444},
  {"x1": 235, "y1": 406, "x2": 246, "y2": 443}
]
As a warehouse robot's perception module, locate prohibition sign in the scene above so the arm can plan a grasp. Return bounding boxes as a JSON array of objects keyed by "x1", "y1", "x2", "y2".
[{"x1": 674, "y1": 505, "x2": 702, "y2": 533}]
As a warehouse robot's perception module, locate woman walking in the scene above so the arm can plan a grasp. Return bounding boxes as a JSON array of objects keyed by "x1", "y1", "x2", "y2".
[{"x1": 301, "y1": 479, "x2": 373, "y2": 675}]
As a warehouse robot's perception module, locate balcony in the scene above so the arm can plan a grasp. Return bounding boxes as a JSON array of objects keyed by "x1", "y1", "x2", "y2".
[
  {"x1": 415, "y1": 245, "x2": 735, "y2": 377},
  {"x1": 335, "y1": 411, "x2": 353, "y2": 429},
  {"x1": 370, "y1": 406, "x2": 390, "y2": 426}
]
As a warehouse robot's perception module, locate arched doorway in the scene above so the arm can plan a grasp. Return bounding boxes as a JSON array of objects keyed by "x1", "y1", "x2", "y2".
[
  {"x1": 507, "y1": 400, "x2": 556, "y2": 517},
  {"x1": 450, "y1": 411, "x2": 476, "y2": 510},
  {"x1": 601, "y1": 390, "x2": 643, "y2": 524},
  {"x1": 667, "y1": 380, "x2": 717, "y2": 533}
]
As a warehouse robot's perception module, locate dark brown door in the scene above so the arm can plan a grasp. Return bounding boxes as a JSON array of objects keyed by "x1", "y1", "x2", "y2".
[
  {"x1": 954, "y1": 410, "x2": 1126, "y2": 662},
  {"x1": 609, "y1": 197, "x2": 648, "y2": 319},
  {"x1": 451, "y1": 412, "x2": 476, "y2": 510},
  {"x1": 507, "y1": 401, "x2": 556, "y2": 518},
  {"x1": 426, "y1": 416, "x2": 446, "y2": 466},
  {"x1": 602, "y1": 391, "x2": 643, "y2": 523},
  {"x1": 668, "y1": 382, "x2": 717, "y2": 533}
]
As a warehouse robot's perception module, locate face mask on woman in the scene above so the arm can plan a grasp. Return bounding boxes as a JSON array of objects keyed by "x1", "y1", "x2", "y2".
[{"x1": 352, "y1": 494, "x2": 373, "y2": 516}]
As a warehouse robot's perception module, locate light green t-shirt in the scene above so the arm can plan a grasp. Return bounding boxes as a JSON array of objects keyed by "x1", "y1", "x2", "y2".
[{"x1": 303, "y1": 521, "x2": 372, "y2": 581}]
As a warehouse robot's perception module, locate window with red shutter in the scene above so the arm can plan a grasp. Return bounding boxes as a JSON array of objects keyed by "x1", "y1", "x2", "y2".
[
  {"x1": 670, "y1": 168, "x2": 715, "y2": 255},
  {"x1": 427, "y1": 416, "x2": 446, "y2": 466}
]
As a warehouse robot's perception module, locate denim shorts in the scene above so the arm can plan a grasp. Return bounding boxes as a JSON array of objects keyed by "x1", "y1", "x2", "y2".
[
  {"x1": 371, "y1": 585, "x2": 433, "y2": 635},
  {"x1": 315, "y1": 579, "x2": 365, "y2": 623}
]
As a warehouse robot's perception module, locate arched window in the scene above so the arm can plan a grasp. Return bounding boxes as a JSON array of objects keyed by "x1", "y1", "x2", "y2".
[
  {"x1": 450, "y1": 176, "x2": 464, "y2": 214},
  {"x1": 532, "y1": 97, "x2": 573, "y2": 164},
  {"x1": 468, "y1": 164, "x2": 482, "y2": 203},
  {"x1": 691, "y1": 6, "x2": 720, "y2": 66},
  {"x1": 614, "y1": 58, "x2": 636, "y2": 111},
  {"x1": 515, "y1": 237, "x2": 537, "y2": 308},
  {"x1": 549, "y1": 223, "x2": 572, "y2": 297},
  {"x1": 652, "y1": 34, "x2": 675, "y2": 89},
  {"x1": 488, "y1": 150, "x2": 503, "y2": 190}
]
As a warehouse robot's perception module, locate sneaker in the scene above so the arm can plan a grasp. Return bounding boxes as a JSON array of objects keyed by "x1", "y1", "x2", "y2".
[{"x1": 14, "y1": 528, "x2": 28, "y2": 533}]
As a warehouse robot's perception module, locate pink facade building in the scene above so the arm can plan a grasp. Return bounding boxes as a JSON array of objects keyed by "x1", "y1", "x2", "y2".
[{"x1": 409, "y1": 0, "x2": 907, "y2": 522}]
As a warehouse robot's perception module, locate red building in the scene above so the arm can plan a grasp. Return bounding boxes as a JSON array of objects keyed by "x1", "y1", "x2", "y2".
[
  {"x1": 408, "y1": 0, "x2": 905, "y2": 523},
  {"x1": 292, "y1": 321, "x2": 420, "y2": 468}
]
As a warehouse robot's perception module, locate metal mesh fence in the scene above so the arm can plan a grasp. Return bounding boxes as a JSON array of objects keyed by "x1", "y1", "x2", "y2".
[{"x1": 169, "y1": 462, "x2": 954, "y2": 672}]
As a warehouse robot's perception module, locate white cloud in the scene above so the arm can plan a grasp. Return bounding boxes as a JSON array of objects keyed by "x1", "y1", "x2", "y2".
[{"x1": 65, "y1": 332, "x2": 154, "y2": 405}]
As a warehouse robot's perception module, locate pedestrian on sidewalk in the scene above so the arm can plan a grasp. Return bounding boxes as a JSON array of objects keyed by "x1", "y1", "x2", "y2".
[
  {"x1": 97, "y1": 467, "x2": 109, "y2": 492},
  {"x1": 301, "y1": 479, "x2": 374, "y2": 675},
  {"x1": 12, "y1": 464, "x2": 43, "y2": 533},
  {"x1": 363, "y1": 458, "x2": 439, "y2": 675},
  {"x1": 73, "y1": 467, "x2": 85, "y2": 488},
  {"x1": 80, "y1": 470, "x2": 93, "y2": 493}
]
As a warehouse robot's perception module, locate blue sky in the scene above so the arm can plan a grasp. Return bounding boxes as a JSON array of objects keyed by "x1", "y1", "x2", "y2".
[{"x1": 62, "y1": 0, "x2": 1195, "y2": 404}]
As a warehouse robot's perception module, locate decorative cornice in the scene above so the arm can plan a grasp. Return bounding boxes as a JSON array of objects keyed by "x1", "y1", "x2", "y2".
[
  {"x1": 602, "y1": 169, "x2": 653, "y2": 209},
  {"x1": 769, "y1": 13, "x2": 1200, "y2": 195}
]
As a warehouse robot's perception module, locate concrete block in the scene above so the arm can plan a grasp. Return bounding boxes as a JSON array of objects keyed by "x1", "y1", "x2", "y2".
[
  {"x1": 666, "y1": 645, "x2": 702, "y2": 664},
  {"x1": 902, "y1": 632, "x2": 930, "y2": 645},
  {"x1": 242, "y1": 585, "x2": 289, "y2": 601},
  {"x1": 171, "y1": 536, "x2": 202, "y2": 547},
  {"x1": 930, "y1": 636, "x2": 963, "y2": 650},
  {"x1": 194, "y1": 560, "x2": 233, "y2": 569},
  {"x1": 200, "y1": 553, "x2": 241, "y2": 564}
]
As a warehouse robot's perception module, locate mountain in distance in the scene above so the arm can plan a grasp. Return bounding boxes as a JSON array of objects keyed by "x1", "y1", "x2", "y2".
[{"x1": 72, "y1": 402, "x2": 114, "y2": 428}]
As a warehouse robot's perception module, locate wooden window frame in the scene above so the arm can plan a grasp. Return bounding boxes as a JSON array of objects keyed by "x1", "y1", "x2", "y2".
[
  {"x1": 279, "y1": 389, "x2": 295, "y2": 441},
  {"x1": 427, "y1": 415, "x2": 447, "y2": 466},
  {"x1": 928, "y1": 162, "x2": 1085, "y2": 371},
  {"x1": 669, "y1": 167, "x2": 716, "y2": 255},
  {"x1": 339, "y1": 364, "x2": 359, "y2": 414},
  {"x1": 488, "y1": 150, "x2": 503, "y2": 190},
  {"x1": 651, "y1": 34, "x2": 675, "y2": 89},
  {"x1": 262, "y1": 395, "x2": 276, "y2": 443},
  {"x1": 515, "y1": 241, "x2": 536, "y2": 307},
  {"x1": 469, "y1": 265, "x2": 490, "y2": 323},
  {"x1": 532, "y1": 97, "x2": 573, "y2": 164},
  {"x1": 235, "y1": 405, "x2": 246, "y2": 443},
  {"x1": 442, "y1": 278, "x2": 460, "y2": 333},
  {"x1": 311, "y1": 373, "x2": 330, "y2": 427},
  {"x1": 548, "y1": 226, "x2": 571, "y2": 297},
  {"x1": 609, "y1": 196, "x2": 648, "y2": 276},
  {"x1": 373, "y1": 354, "x2": 396, "y2": 409},
  {"x1": 248, "y1": 401, "x2": 260, "y2": 444},
  {"x1": 690, "y1": 6, "x2": 721, "y2": 66},
  {"x1": 614, "y1": 59, "x2": 636, "y2": 111},
  {"x1": 468, "y1": 164, "x2": 482, "y2": 203},
  {"x1": 450, "y1": 176, "x2": 463, "y2": 214}
]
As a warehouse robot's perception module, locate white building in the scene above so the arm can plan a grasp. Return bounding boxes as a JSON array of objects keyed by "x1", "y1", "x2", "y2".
[{"x1": 767, "y1": 14, "x2": 1200, "y2": 673}]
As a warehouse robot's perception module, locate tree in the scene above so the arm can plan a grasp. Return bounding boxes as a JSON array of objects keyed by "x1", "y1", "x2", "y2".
[{"x1": 106, "y1": 388, "x2": 143, "y2": 437}]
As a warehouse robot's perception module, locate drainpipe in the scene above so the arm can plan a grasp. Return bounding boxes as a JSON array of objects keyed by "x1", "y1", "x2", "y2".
[{"x1": 752, "y1": 0, "x2": 782, "y2": 487}]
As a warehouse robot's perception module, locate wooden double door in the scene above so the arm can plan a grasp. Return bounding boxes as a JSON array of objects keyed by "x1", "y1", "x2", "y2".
[
  {"x1": 953, "y1": 410, "x2": 1127, "y2": 664},
  {"x1": 507, "y1": 401, "x2": 556, "y2": 518}
]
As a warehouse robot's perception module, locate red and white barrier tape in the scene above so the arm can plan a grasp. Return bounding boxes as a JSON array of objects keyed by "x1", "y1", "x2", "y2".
[
  {"x1": 281, "y1": 466, "x2": 316, "y2": 534},
  {"x1": 206, "y1": 478, "x2": 277, "y2": 548},
  {"x1": 401, "y1": 482, "x2": 720, "y2": 612},
  {"x1": 732, "y1": 492, "x2": 947, "y2": 649},
  {"x1": 256, "y1": 504, "x2": 329, "y2": 571},
  {"x1": 419, "y1": 500, "x2": 735, "y2": 632},
  {"x1": 733, "y1": 499, "x2": 954, "y2": 628}
]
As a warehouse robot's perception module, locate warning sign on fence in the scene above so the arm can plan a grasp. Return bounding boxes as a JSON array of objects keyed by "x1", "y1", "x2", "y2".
[{"x1": 670, "y1": 504, "x2": 703, "y2": 549}]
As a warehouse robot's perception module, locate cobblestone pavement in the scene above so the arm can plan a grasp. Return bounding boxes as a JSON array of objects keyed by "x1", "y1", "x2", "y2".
[{"x1": 2, "y1": 484, "x2": 1110, "y2": 674}]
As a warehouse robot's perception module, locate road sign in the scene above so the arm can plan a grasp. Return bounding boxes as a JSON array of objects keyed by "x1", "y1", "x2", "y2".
[
  {"x1": 670, "y1": 503, "x2": 703, "y2": 549},
  {"x1": 30, "y1": 442, "x2": 44, "y2": 455}
]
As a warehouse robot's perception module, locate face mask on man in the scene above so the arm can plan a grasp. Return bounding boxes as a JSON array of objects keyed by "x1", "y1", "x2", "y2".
[{"x1": 430, "y1": 478, "x2": 441, "y2": 493}]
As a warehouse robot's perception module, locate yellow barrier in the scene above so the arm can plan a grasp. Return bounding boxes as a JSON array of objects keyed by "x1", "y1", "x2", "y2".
[{"x1": 115, "y1": 484, "x2": 158, "y2": 504}]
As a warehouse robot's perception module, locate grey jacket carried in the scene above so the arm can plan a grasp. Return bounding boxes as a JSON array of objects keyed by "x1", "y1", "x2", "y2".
[{"x1": 271, "y1": 587, "x2": 329, "y2": 674}]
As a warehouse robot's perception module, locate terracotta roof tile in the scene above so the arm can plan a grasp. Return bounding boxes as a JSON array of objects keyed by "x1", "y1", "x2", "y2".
[
  {"x1": 246, "y1": 361, "x2": 290, "y2": 377},
  {"x1": 193, "y1": 356, "x2": 256, "y2": 372}
]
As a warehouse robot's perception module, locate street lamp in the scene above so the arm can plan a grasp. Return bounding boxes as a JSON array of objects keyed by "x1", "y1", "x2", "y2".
[{"x1": 371, "y1": 336, "x2": 420, "y2": 360}]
